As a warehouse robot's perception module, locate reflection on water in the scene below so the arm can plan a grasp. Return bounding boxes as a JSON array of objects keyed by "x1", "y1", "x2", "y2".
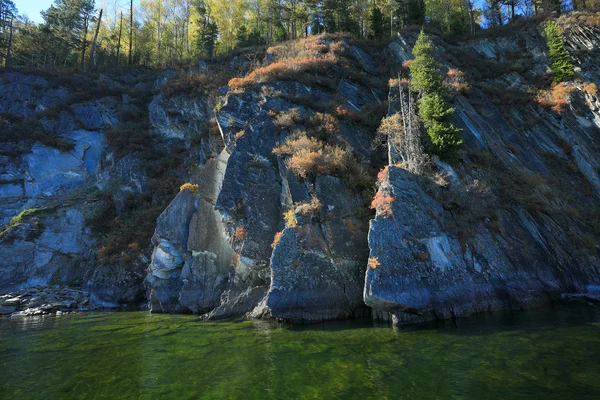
[{"x1": 1, "y1": 304, "x2": 599, "y2": 399}]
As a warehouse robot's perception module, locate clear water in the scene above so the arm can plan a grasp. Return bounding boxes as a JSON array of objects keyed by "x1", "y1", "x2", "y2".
[{"x1": 1, "y1": 305, "x2": 599, "y2": 399}]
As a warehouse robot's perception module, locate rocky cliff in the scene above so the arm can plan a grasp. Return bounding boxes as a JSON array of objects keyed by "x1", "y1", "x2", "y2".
[{"x1": 1, "y1": 13, "x2": 599, "y2": 324}]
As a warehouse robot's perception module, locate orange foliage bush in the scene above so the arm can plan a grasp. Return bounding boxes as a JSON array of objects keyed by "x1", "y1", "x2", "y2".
[
  {"x1": 180, "y1": 183, "x2": 199, "y2": 193},
  {"x1": 370, "y1": 191, "x2": 396, "y2": 217},
  {"x1": 388, "y1": 78, "x2": 409, "y2": 88},
  {"x1": 296, "y1": 196, "x2": 322, "y2": 216},
  {"x1": 128, "y1": 242, "x2": 141, "y2": 252},
  {"x1": 234, "y1": 226, "x2": 246, "y2": 241},
  {"x1": 444, "y1": 68, "x2": 470, "y2": 96},
  {"x1": 402, "y1": 59, "x2": 414, "y2": 69},
  {"x1": 304, "y1": 40, "x2": 329, "y2": 53},
  {"x1": 273, "y1": 134, "x2": 350, "y2": 178},
  {"x1": 368, "y1": 257, "x2": 380, "y2": 269},
  {"x1": 583, "y1": 82, "x2": 598, "y2": 96},
  {"x1": 334, "y1": 105, "x2": 359, "y2": 121},
  {"x1": 536, "y1": 83, "x2": 575, "y2": 113},
  {"x1": 271, "y1": 231, "x2": 284, "y2": 248},
  {"x1": 377, "y1": 166, "x2": 389, "y2": 183}
]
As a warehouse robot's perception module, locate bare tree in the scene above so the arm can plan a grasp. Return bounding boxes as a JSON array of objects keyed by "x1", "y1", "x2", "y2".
[{"x1": 379, "y1": 77, "x2": 426, "y2": 174}]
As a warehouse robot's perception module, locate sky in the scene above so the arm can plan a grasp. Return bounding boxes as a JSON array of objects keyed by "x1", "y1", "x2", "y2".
[
  {"x1": 13, "y1": 1, "x2": 140, "y2": 24},
  {"x1": 13, "y1": 0, "x2": 54, "y2": 23}
]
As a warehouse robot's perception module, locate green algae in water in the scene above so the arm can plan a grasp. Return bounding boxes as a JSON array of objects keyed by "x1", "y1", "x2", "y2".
[{"x1": 1, "y1": 305, "x2": 599, "y2": 399}]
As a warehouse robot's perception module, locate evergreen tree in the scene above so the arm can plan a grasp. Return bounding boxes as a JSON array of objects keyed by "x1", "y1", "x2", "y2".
[
  {"x1": 196, "y1": 0, "x2": 218, "y2": 59},
  {"x1": 0, "y1": 0, "x2": 17, "y2": 65},
  {"x1": 396, "y1": 0, "x2": 425, "y2": 28},
  {"x1": 544, "y1": 21, "x2": 574, "y2": 83},
  {"x1": 369, "y1": 6, "x2": 384, "y2": 38},
  {"x1": 42, "y1": 0, "x2": 96, "y2": 68},
  {"x1": 411, "y1": 31, "x2": 462, "y2": 158}
]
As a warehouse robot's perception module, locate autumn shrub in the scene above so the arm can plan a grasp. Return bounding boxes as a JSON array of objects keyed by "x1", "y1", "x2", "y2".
[
  {"x1": 583, "y1": 82, "x2": 598, "y2": 96},
  {"x1": 283, "y1": 209, "x2": 297, "y2": 227},
  {"x1": 370, "y1": 191, "x2": 396, "y2": 217},
  {"x1": 444, "y1": 68, "x2": 470, "y2": 96},
  {"x1": 295, "y1": 196, "x2": 322, "y2": 216},
  {"x1": 234, "y1": 226, "x2": 246, "y2": 241},
  {"x1": 368, "y1": 257, "x2": 380, "y2": 269},
  {"x1": 160, "y1": 71, "x2": 230, "y2": 97},
  {"x1": 377, "y1": 166, "x2": 389, "y2": 182},
  {"x1": 271, "y1": 231, "x2": 284, "y2": 248},
  {"x1": 274, "y1": 134, "x2": 350, "y2": 178},
  {"x1": 389, "y1": 78, "x2": 409, "y2": 88},
  {"x1": 180, "y1": 183, "x2": 199, "y2": 193},
  {"x1": 274, "y1": 108, "x2": 303, "y2": 129},
  {"x1": 305, "y1": 112, "x2": 338, "y2": 140},
  {"x1": 334, "y1": 105, "x2": 360, "y2": 121},
  {"x1": 536, "y1": 83, "x2": 575, "y2": 113}
]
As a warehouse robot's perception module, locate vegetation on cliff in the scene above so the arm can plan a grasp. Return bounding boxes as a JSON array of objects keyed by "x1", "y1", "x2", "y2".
[
  {"x1": 410, "y1": 31, "x2": 462, "y2": 158},
  {"x1": 544, "y1": 21, "x2": 575, "y2": 83}
]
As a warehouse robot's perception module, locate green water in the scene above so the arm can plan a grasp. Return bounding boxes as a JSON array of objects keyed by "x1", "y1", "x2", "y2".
[{"x1": 1, "y1": 305, "x2": 599, "y2": 399}]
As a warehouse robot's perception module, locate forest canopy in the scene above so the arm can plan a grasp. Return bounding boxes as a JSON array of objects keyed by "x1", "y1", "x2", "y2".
[{"x1": 0, "y1": 0, "x2": 593, "y2": 69}]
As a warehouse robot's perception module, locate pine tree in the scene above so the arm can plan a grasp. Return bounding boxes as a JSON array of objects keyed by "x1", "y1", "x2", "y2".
[
  {"x1": 369, "y1": 7, "x2": 384, "y2": 39},
  {"x1": 544, "y1": 21, "x2": 574, "y2": 83},
  {"x1": 411, "y1": 31, "x2": 462, "y2": 158},
  {"x1": 410, "y1": 32, "x2": 442, "y2": 94}
]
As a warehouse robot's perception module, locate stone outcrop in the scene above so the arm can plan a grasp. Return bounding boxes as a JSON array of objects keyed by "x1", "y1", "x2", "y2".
[
  {"x1": 2, "y1": 15, "x2": 600, "y2": 325},
  {"x1": 365, "y1": 19, "x2": 600, "y2": 324}
]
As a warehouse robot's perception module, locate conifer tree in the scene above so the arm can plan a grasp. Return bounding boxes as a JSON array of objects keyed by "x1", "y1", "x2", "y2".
[
  {"x1": 369, "y1": 7, "x2": 384, "y2": 39},
  {"x1": 411, "y1": 31, "x2": 462, "y2": 158},
  {"x1": 544, "y1": 21, "x2": 574, "y2": 83}
]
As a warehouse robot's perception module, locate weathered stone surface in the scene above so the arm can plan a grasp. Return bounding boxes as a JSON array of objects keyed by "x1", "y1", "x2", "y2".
[
  {"x1": 71, "y1": 98, "x2": 118, "y2": 130},
  {"x1": 146, "y1": 152, "x2": 235, "y2": 313},
  {"x1": 149, "y1": 93, "x2": 209, "y2": 140},
  {"x1": 0, "y1": 208, "x2": 95, "y2": 291},
  {"x1": 254, "y1": 177, "x2": 369, "y2": 323},
  {"x1": 0, "y1": 72, "x2": 68, "y2": 119},
  {"x1": 23, "y1": 130, "x2": 104, "y2": 197}
]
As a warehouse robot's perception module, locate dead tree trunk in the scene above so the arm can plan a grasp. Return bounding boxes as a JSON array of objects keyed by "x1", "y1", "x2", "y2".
[{"x1": 89, "y1": 9, "x2": 103, "y2": 66}]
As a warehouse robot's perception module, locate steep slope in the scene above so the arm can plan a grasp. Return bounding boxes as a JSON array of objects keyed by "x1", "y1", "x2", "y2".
[
  {"x1": 366, "y1": 12, "x2": 600, "y2": 324},
  {"x1": 2, "y1": 12, "x2": 599, "y2": 324},
  {"x1": 147, "y1": 35, "x2": 388, "y2": 321}
]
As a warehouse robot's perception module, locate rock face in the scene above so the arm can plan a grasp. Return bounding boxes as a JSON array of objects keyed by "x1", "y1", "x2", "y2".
[
  {"x1": 2, "y1": 15, "x2": 600, "y2": 325},
  {"x1": 252, "y1": 176, "x2": 368, "y2": 322},
  {"x1": 0, "y1": 71, "x2": 150, "y2": 307},
  {"x1": 365, "y1": 16, "x2": 600, "y2": 324}
]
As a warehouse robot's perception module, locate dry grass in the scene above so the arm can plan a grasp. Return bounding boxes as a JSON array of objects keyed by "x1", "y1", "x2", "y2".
[{"x1": 228, "y1": 55, "x2": 337, "y2": 89}]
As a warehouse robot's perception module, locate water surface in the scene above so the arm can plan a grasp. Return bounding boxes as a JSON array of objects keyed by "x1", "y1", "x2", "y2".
[{"x1": 1, "y1": 305, "x2": 599, "y2": 399}]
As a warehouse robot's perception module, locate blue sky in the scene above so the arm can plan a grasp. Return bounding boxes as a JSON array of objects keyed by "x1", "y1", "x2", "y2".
[{"x1": 14, "y1": 0, "x2": 54, "y2": 23}]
